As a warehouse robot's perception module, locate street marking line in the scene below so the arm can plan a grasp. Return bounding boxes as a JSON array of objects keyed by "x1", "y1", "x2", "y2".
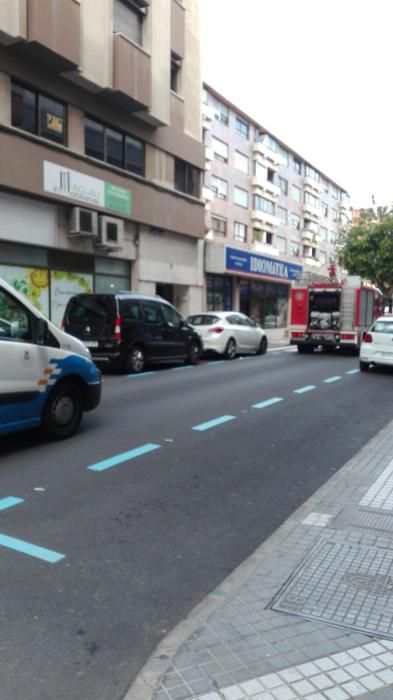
[
  {"x1": 170, "y1": 365, "x2": 194, "y2": 371},
  {"x1": 293, "y1": 385, "x2": 316, "y2": 394},
  {"x1": 207, "y1": 360, "x2": 226, "y2": 365},
  {"x1": 0, "y1": 497, "x2": 24, "y2": 511},
  {"x1": 252, "y1": 397, "x2": 283, "y2": 409},
  {"x1": 192, "y1": 415, "x2": 236, "y2": 432},
  {"x1": 347, "y1": 369, "x2": 360, "y2": 374},
  {"x1": 324, "y1": 375, "x2": 342, "y2": 383},
  {"x1": 127, "y1": 372, "x2": 156, "y2": 378},
  {"x1": 87, "y1": 443, "x2": 161, "y2": 472},
  {"x1": 0, "y1": 533, "x2": 64, "y2": 563}
]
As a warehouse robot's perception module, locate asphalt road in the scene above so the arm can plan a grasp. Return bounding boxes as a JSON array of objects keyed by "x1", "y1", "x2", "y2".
[{"x1": 1, "y1": 348, "x2": 393, "y2": 700}]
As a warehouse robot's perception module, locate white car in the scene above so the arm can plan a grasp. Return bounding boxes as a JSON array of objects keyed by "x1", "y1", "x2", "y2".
[
  {"x1": 186, "y1": 311, "x2": 267, "y2": 359},
  {"x1": 360, "y1": 315, "x2": 393, "y2": 371}
]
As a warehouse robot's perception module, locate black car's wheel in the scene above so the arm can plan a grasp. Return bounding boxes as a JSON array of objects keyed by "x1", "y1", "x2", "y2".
[
  {"x1": 185, "y1": 340, "x2": 201, "y2": 365},
  {"x1": 360, "y1": 360, "x2": 370, "y2": 372},
  {"x1": 41, "y1": 380, "x2": 83, "y2": 440},
  {"x1": 224, "y1": 338, "x2": 237, "y2": 360},
  {"x1": 256, "y1": 336, "x2": 268, "y2": 355},
  {"x1": 124, "y1": 345, "x2": 146, "y2": 374}
]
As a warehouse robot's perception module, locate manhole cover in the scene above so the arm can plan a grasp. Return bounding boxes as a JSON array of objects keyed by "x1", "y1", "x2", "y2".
[
  {"x1": 271, "y1": 539, "x2": 393, "y2": 639},
  {"x1": 331, "y1": 507, "x2": 393, "y2": 533}
]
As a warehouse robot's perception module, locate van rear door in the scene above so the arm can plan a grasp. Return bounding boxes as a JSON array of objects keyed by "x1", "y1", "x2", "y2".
[{"x1": 64, "y1": 295, "x2": 117, "y2": 348}]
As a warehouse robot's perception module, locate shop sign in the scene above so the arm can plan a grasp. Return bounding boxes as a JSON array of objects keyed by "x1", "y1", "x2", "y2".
[
  {"x1": 43, "y1": 161, "x2": 132, "y2": 215},
  {"x1": 225, "y1": 247, "x2": 302, "y2": 281}
]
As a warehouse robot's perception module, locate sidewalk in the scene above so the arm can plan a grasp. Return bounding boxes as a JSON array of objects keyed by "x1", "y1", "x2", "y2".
[{"x1": 126, "y1": 418, "x2": 393, "y2": 700}]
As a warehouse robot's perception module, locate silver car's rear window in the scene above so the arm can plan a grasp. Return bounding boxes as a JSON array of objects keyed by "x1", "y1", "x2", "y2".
[
  {"x1": 373, "y1": 321, "x2": 393, "y2": 334},
  {"x1": 187, "y1": 314, "x2": 220, "y2": 326}
]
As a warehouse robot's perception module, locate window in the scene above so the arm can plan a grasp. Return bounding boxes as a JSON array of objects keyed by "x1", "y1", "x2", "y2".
[
  {"x1": 267, "y1": 168, "x2": 275, "y2": 183},
  {"x1": 254, "y1": 160, "x2": 266, "y2": 179},
  {"x1": 290, "y1": 212, "x2": 301, "y2": 230},
  {"x1": 234, "y1": 151, "x2": 249, "y2": 174},
  {"x1": 142, "y1": 301, "x2": 164, "y2": 324},
  {"x1": 320, "y1": 226, "x2": 328, "y2": 241},
  {"x1": 211, "y1": 215, "x2": 227, "y2": 236},
  {"x1": 321, "y1": 202, "x2": 328, "y2": 218},
  {"x1": 253, "y1": 229, "x2": 273, "y2": 245},
  {"x1": 279, "y1": 177, "x2": 288, "y2": 195},
  {"x1": 292, "y1": 185, "x2": 301, "y2": 202},
  {"x1": 119, "y1": 298, "x2": 142, "y2": 319},
  {"x1": 331, "y1": 207, "x2": 338, "y2": 222},
  {"x1": 161, "y1": 304, "x2": 182, "y2": 326},
  {"x1": 293, "y1": 157, "x2": 302, "y2": 174},
  {"x1": 12, "y1": 82, "x2": 66, "y2": 145},
  {"x1": 331, "y1": 185, "x2": 339, "y2": 200},
  {"x1": 278, "y1": 206, "x2": 287, "y2": 224},
  {"x1": 320, "y1": 177, "x2": 329, "y2": 193},
  {"x1": 113, "y1": 0, "x2": 144, "y2": 45},
  {"x1": 266, "y1": 135, "x2": 278, "y2": 152},
  {"x1": 305, "y1": 164, "x2": 320, "y2": 182},
  {"x1": 254, "y1": 195, "x2": 275, "y2": 215},
  {"x1": 234, "y1": 222, "x2": 247, "y2": 242},
  {"x1": 207, "y1": 274, "x2": 233, "y2": 311},
  {"x1": 235, "y1": 116, "x2": 249, "y2": 139},
  {"x1": 211, "y1": 136, "x2": 228, "y2": 163},
  {"x1": 330, "y1": 231, "x2": 337, "y2": 244},
  {"x1": 276, "y1": 236, "x2": 286, "y2": 253},
  {"x1": 211, "y1": 96, "x2": 229, "y2": 125},
  {"x1": 85, "y1": 118, "x2": 144, "y2": 175},
  {"x1": 0, "y1": 289, "x2": 31, "y2": 342},
  {"x1": 170, "y1": 52, "x2": 182, "y2": 92},
  {"x1": 290, "y1": 241, "x2": 300, "y2": 257},
  {"x1": 234, "y1": 187, "x2": 249, "y2": 208},
  {"x1": 174, "y1": 159, "x2": 200, "y2": 197},
  {"x1": 278, "y1": 145, "x2": 289, "y2": 166},
  {"x1": 304, "y1": 219, "x2": 319, "y2": 234},
  {"x1": 210, "y1": 175, "x2": 228, "y2": 200},
  {"x1": 304, "y1": 191, "x2": 319, "y2": 208}
]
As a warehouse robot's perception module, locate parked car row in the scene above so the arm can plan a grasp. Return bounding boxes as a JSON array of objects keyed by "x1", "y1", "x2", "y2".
[
  {"x1": 62, "y1": 292, "x2": 268, "y2": 373},
  {"x1": 359, "y1": 315, "x2": 393, "y2": 371}
]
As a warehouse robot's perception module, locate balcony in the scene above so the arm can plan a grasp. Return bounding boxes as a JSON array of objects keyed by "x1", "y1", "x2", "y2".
[
  {"x1": 205, "y1": 146, "x2": 214, "y2": 162},
  {"x1": 303, "y1": 201, "x2": 321, "y2": 220},
  {"x1": 252, "y1": 176, "x2": 280, "y2": 198},
  {"x1": 253, "y1": 142, "x2": 281, "y2": 170},
  {"x1": 302, "y1": 257, "x2": 322, "y2": 268},
  {"x1": 302, "y1": 230, "x2": 313, "y2": 244},
  {"x1": 252, "y1": 209, "x2": 280, "y2": 228},
  {"x1": 202, "y1": 104, "x2": 215, "y2": 127},
  {"x1": 170, "y1": 91, "x2": 184, "y2": 131},
  {"x1": 202, "y1": 186, "x2": 214, "y2": 202},
  {"x1": 252, "y1": 240, "x2": 279, "y2": 257},
  {"x1": 304, "y1": 175, "x2": 323, "y2": 194},
  {"x1": 23, "y1": 0, "x2": 81, "y2": 72},
  {"x1": 112, "y1": 33, "x2": 151, "y2": 112}
]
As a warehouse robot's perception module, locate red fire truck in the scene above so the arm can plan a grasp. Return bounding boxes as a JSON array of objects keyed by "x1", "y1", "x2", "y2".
[{"x1": 290, "y1": 274, "x2": 383, "y2": 353}]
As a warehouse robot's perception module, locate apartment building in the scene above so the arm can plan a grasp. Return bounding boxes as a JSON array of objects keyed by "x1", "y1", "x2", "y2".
[
  {"x1": 202, "y1": 84, "x2": 351, "y2": 340},
  {"x1": 0, "y1": 0, "x2": 204, "y2": 325}
]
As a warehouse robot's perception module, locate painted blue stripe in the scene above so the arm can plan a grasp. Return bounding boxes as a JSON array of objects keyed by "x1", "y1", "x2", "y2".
[
  {"x1": 253, "y1": 397, "x2": 283, "y2": 409},
  {"x1": 127, "y1": 371, "x2": 156, "y2": 378},
  {"x1": 294, "y1": 385, "x2": 316, "y2": 394},
  {"x1": 170, "y1": 365, "x2": 193, "y2": 371},
  {"x1": 237, "y1": 356, "x2": 253, "y2": 361},
  {"x1": 0, "y1": 497, "x2": 24, "y2": 511},
  {"x1": 346, "y1": 369, "x2": 360, "y2": 375},
  {"x1": 88, "y1": 443, "x2": 160, "y2": 472},
  {"x1": 0, "y1": 533, "x2": 64, "y2": 563},
  {"x1": 324, "y1": 376, "x2": 342, "y2": 383},
  {"x1": 207, "y1": 360, "x2": 226, "y2": 365},
  {"x1": 192, "y1": 415, "x2": 235, "y2": 431}
]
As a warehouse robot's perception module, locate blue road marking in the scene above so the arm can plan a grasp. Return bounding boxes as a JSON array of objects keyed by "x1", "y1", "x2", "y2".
[
  {"x1": 253, "y1": 397, "x2": 283, "y2": 409},
  {"x1": 88, "y1": 443, "x2": 161, "y2": 472},
  {"x1": 0, "y1": 497, "x2": 24, "y2": 511},
  {"x1": 207, "y1": 360, "x2": 226, "y2": 365},
  {"x1": 192, "y1": 415, "x2": 235, "y2": 431},
  {"x1": 127, "y1": 371, "x2": 156, "y2": 378},
  {"x1": 346, "y1": 369, "x2": 360, "y2": 375},
  {"x1": 324, "y1": 376, "x2": 342, "y2": 383},
  {"x1": 0, "y1": 533, "x2": 64, "y2": 563},
  {"x1": 170, "y1": 365, "x2": 193, "y2": 371},
  {"x1": 294, "y1": 385, "x2": 316, "y2": 394}
]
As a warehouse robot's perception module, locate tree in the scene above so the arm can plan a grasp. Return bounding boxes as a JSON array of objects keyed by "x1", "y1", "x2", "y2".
[{"x1": 339, "y1": 208, "x2": 393, "y2": 296}]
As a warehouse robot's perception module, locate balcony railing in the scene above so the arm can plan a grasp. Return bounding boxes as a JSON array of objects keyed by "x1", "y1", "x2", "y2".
[
  {"x1": 113, "y1": 33, "x2": 151, "y2": 111},
  {"x1": 252, "y1": 209, "x2": 280, "y2": 228},
  {"x1": 23, "y1": 0, "x2": 81, "y2": 71},
  {"x1": 252, "y1": 176, "x2": 280, "y2": 198}
]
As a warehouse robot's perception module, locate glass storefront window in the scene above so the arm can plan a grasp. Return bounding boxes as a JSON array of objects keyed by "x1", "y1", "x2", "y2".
[
  {"x1": 95, "y1": 275, "x2": 130, "y2": 293},
  {"x1": 207, "y1": 275, "x2": 232, "y2": 311},
  {"x1": 239, "y1": 279, "x2": 289, "y2": 328}
]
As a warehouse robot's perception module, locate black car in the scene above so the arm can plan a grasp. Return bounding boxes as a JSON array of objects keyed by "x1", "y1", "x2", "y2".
[{"x1": 63, "y1": 292, "x2": 202, "y2": 373}]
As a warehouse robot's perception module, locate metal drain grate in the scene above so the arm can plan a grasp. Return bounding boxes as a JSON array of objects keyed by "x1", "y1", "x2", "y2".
[
  {"x1": 271, "y1": 539, "x2": 393, "y2": 639},
  {"x1": 331, "y1": 506, "x2": 393, "y2": 533}
]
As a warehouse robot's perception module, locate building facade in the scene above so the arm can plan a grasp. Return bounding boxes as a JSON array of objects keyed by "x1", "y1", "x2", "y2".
[
  {"x1": 0, "y1": 0, "x2": 204, "y2": 325},
  {"x1": 202, "y1": 84, "x2": 351, "y2": 340}
]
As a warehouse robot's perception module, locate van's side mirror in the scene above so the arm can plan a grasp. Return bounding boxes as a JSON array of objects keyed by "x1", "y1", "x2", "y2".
[{"x1": 33, "y1": 317, "x2": 49, "y2": 346}]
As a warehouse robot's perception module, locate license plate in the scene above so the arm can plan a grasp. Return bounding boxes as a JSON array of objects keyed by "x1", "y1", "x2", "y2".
[
  {"x1": 381, "y1": 352, "x2": 393, "y2": 358},
  {"x1": 84, "y1": 341, "x2": 98, "y2": 348}
]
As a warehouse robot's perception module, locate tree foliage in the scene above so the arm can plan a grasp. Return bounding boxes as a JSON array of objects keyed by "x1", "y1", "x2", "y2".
[{"x1": 339, "y1": 207, "x2": 393, "y2": 295}]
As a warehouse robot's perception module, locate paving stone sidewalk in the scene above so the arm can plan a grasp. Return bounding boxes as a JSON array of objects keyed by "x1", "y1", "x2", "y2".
[{"x1": 127, "y1": 418, "x2": 393, "y2": 700}]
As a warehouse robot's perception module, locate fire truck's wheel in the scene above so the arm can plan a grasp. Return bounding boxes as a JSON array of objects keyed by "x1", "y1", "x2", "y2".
[
  {"x1": 224, "y1": 338, "x2": 237, "y2": 360},
  {"x1": 360, "y1": 360, "x2": 370, "y2": 372}
]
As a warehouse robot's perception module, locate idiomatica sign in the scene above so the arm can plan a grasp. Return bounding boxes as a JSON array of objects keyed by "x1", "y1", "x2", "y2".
[
  {"x1": 43, "y1": 161, "x2": 132, "y2": 215},
  {"x1": 226, "y1": 246, "x2": 303, "y2": 281}
]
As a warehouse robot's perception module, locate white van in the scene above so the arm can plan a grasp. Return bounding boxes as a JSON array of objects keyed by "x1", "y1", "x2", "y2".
[{"x1": 0, "y1": 279, "x2": 101, "y2": 439}]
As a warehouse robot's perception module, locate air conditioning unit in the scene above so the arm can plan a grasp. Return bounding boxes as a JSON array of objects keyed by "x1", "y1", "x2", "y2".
[
  {"x1": 96, "y1": 216, "x2": 124, "y2": 251},
  {"x1": 68, "y1": 207, "x2": 98, "y2": 238}
]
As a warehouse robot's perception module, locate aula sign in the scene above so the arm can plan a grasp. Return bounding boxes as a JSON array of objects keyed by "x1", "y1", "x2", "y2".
[{"x1": 226, "y1": 247, "x2": 302, "y2": 281}]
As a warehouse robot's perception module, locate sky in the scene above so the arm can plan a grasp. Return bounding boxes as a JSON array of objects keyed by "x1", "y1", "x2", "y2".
[{"x1": 199, "y1": 0, "x2": 393, "y2": 208}]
